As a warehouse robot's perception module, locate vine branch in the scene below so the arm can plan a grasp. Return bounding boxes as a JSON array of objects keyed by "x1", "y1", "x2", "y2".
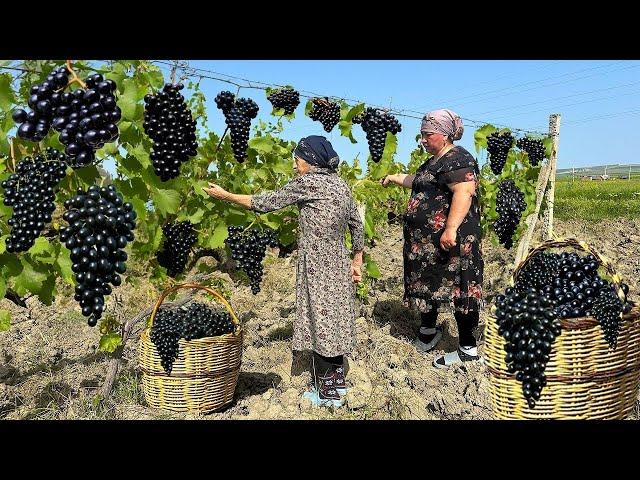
[{"x1": 64, "y1": 60, "x2": 87, "y2": 89}]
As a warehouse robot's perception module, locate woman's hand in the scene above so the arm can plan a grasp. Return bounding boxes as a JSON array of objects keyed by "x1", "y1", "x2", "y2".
[
  {"x1": 381, "y1": 173, "x2": 415, "y2": 189},
  {"x1": 440, "y1": 226, "x2": 458, "y2": 251},
  {"x1": 351, "y1": 260, "x2": 363, "y2": 283},
  {"x1": 380, "y1": 174, "x2": 395, "y2": 187},
  {"x1": 202, "y1": 182, "x2": 230, "y2": 201},
  {"x1": 351, "y1": 251, "x2": 363, "y2": 283}
]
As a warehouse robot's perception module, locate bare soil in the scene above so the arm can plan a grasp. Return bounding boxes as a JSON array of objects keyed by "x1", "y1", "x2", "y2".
[{"x1": 2, "y1": 219, "x2": 639, "y2": 420}]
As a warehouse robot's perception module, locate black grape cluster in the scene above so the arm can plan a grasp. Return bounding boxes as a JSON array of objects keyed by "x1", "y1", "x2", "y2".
[
  {"x1": 352, "y1": 108, "x2": 402, "y2": 162},
  {"x1": 497, "y1": 250, "x2": 633, "y2": 406},
  {"x1": 494, "y1": 179, "x2": 527, "y2": 249},
  {"x1": 59, "y1": 184, "x2": 136, "y2": 326},
  {"x1": 150, "y1": 302, "x2": 236, "y2": 374},
  {"x1": 1, "y1": 148, "x2": 68, "y2": 253},
  {"x1": 495, "y1": 287, "x2": 561, "y2": 408},
  {"x1": 516, "y1": 137, "x2": 546, "y2": 166},
  {"x1": 308, "y1": 98, "x2": 341, "y2": 132},
  {"x1": 13, "y1": 65, "x2": 71, "y2": 142},
  {"x1": 515, "y1": 250, "x2": 631, "y2": 349},
  {"x1": 143, "y1": 83, "x2": 198, "y2": 181},
  {"x1": 591, "y1": 287, "x2": 626, "y2": 349},
  {"x1": 156, "y1": 221, "x2": 197, "y2": 277},
  {"x1": 514, "y1": 252, "x2": 561, "y2": 293},
  {"x1": 16, "y1": 72, "x2": 120, "y2": 169},
  {"x1": 225, "y1": 225, "x2": 278, "y2": 294},
  {"x1": 267, "y1": 87, "x2": 300, "y2": 115},
  {"x1": 214, "y1": 91, "x2": 259, "y2": 162},
  {"x1": 487, "y1": 131, "x2": 514, "y2": 175}
]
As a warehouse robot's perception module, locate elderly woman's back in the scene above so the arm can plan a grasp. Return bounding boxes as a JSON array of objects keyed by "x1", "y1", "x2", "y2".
[
  {"x1": 252, "y1": 167, "x2": 362, "y2": 252},
  {"x1": 204, "y1": 135, "x2": 364, "y2": 408}
]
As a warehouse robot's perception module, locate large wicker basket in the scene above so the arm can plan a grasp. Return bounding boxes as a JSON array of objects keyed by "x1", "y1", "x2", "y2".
[
  {"x1": 484, "y1": 238, "x2": 640, "y2": 419},
  {"x1": 138, "y1": 283, "x2": 243, "y2": 414}
]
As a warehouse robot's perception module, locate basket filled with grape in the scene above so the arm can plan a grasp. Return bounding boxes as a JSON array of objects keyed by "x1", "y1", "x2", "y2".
[
  {"x1": 484, "y1": 238, "x2": 640, "y2": 419},
  {"x1": 138, "y1": 283, "x2": 243, "y2": 413}
]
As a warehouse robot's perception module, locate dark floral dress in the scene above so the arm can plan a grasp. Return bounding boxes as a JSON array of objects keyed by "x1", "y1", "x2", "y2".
[
  {"x1": 250, "y1": 168, "x2": 365, "y2": 357},
  {"x1": 403, "y1": 146, "x2": 484, "y2": 314}
]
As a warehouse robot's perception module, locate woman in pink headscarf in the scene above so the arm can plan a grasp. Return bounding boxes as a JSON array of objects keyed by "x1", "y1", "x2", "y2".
[{"x1": 382, "y1": 109, "x2": 484, "y2": 368}]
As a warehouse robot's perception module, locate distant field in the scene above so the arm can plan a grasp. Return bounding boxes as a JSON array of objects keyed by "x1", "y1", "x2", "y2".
[
  {"x1": 557, "y1": 164, "x2": 640, "y2": 179},
  {"x1": 555, "y1": 178, "x2": 640, "y2": 221}
]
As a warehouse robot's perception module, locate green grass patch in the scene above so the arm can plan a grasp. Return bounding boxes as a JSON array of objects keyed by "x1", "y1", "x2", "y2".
[{"x1": 555, "y1": 178, "x2": 640, "y2": 221}]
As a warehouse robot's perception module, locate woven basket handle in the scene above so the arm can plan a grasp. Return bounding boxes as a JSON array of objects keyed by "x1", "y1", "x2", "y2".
[
  {"x1": 148, "y1": 283, "x2": 240, "y2": 329},
  {"x1": 511, "y1": 237, "x2": 626, "y2": 303}
]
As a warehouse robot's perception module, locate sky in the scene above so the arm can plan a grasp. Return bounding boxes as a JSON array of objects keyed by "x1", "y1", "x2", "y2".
[{"x1": 147, "y1": 60, "x2": 640, "y2": 171}]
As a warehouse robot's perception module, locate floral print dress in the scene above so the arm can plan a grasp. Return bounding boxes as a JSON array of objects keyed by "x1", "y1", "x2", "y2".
[
  {"x1": 403, "y1": 146, "x2": 484, "y2": 314},
  {"x1": 251, "y1": 168, "x2": 365, "y2": 357}
]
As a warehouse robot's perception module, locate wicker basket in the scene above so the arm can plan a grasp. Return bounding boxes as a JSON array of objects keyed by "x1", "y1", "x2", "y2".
[
  {"x1": 484, "y1": 238, "x2": 640, "y2": 419},
  {"x1": 138, "y1": 283, "x2": 243, "y2": 414}
]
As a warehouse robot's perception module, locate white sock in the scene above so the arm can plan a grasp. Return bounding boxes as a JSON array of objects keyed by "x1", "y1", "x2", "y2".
[{"x1": 460, "y1": 345, "x2": 478, "y2": 357}]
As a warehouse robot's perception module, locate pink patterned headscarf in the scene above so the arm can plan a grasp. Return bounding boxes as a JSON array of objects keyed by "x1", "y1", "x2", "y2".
[{"x1": 421, "y1": 109, "x2": 464, "y2": 141}]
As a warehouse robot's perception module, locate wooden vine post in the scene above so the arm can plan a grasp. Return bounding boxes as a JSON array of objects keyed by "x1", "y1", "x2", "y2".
[
  {"x1": 513, "y1": 113, "x2": 561, "y2": 266},
  {"x1": 543, "y1": 114, "x2": 561, "y2": 240}
]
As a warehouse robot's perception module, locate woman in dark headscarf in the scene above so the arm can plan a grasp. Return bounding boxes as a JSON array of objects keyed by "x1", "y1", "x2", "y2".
[
  {"x1": 381, "y1": 109, "x2": 484, "y2": 368},
  {"x1": 204, "y1": 135, "x2": 364, "y2": 407}
]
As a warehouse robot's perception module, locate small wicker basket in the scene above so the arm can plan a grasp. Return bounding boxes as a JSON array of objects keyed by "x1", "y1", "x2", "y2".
[
  {"x1": 484, "y1": 238, "x2": 640, "y2": 419},
  {"x1": 138, "y1": 283, "x2": 243, "y2": 414}
]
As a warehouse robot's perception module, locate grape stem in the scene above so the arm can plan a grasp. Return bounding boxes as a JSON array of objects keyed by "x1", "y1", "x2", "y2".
[
  {"x1": 64, "y1": 60, "x2": 87, "y2": 90},
  {"x1": 9, "y1": 137, "x2": 16, "y2": 173},
  {"x1": 242, "y1": 219, "x2": 258, "y2": 234},
  {"x1": 216, "y1": 127, "x2": 229, "y2": 152},
  {"x1": 71, "y1": 169, "x2": 81, "y2": 193}
]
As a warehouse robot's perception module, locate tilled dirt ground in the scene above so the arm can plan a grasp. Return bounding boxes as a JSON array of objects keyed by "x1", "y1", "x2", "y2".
[{"x1": 2, "y1": 219, "x2": 640, "y2": 420}]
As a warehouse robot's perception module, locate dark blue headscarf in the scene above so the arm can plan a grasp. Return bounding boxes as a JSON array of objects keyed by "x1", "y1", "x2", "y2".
[{"x1": 294, "y1": 136, "x2": 340, "y2": 170}]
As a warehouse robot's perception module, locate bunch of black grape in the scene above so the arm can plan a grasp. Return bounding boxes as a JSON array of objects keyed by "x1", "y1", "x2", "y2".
[
  {"x1": 156, "y1": 221, "x2": 197, "y2": 277},
  {"x1": 487, "y1": 131, "x2": 514, "y2": 175},
  {"x1": 1, "y1": 148, "x2": 68, "y2": 253},
  {"x1": 214, "y1": 91, "x2": 259, "y2": 162},
  {"x1": 143, "y1": 83, "x2": 198, "y2": 181},
  {"x1": 516, "y1": 251, "x2": 631, "y2": 349},
  {"x1": 150, "y1": 302, "x2": 236, "y2": 374},
  {"x1": 532, "y1": 252, "x2": 603, "y2": 320},
  {"x1": 53, "y1": 73, "x2": 120, "y2": 168},
  {"x1": 59, "y1": 184, "x2": 137, "y2": 327},
  {"x1": 498, "y1": 250, "x2": 634, "y2": 406},
  {"x1": 149, "y1": 311, "x2": 182, "y2": 374},
  {"x1": 514, "y1": 252, "x2": 561, "y2": 294},
  {"x1": 52, "y1": 76, "x2": 119, "y2": 167},
  {"x1": 308, "y1": 98, "x2": 341, "y2": 132},
  {"x1": 591, "y1": 287, "x2": 625, "y2": 349},
  {"x1": 13, "y1": 66, "x2": 71, "y2": 142},
  {"x1": 267, "y1": 87, "x2": 300, "y2": 115},
  {"x1": 517, "y1": 137, "x2": 546, "y2": 166},
  {"x1": 352, "y1": 108, "x2": 402, "y2": 162},
  {"x1": 495, "y1": 287, "x2": 561, "y2": 408},
  {"x1": 494, "y1": 179, "x2": 527, "y2": 249},
  {"x1": 225, "y1": 225, "x2": 278, "y2": 294}
]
